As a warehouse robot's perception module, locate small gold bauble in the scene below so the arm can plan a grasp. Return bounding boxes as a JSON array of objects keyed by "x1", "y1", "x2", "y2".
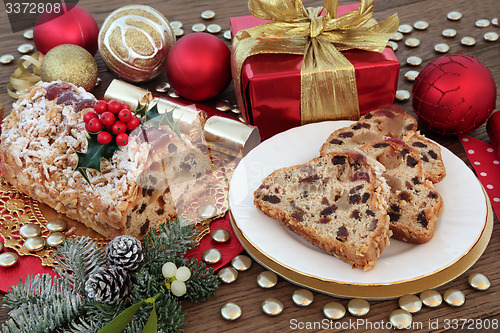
[
  {"x1": 0, "y1": 252, "x2": 19, "y2": 267},
  {"x1": 41, "y1": 44, "x2": 97, "y2": 92},
  {"x1": 215, "y1": 100, "x2": 231, "y2": 112},
  {"x1": 292, "y1": 289, "x2": 314, "y2": 306},
  {"x1": 389, "y1": 309, "x2": 412, "y2": 329},
  {"x1": 262, "y1": 298, "x2": 284, "y2": 316},
  {"x1": 347, "y1": 298, "x2": 370, "y2": 316},
  {"x1": 99, "y1": 5, "x2": 176, "y2": 83},
  {"x1": 211, "y1": 228, "x2": 231, "y2": 243},
  {"x1": 218, "y1": 267, "x2": 238, "y2": 283},
  {"x1": 420, "y1": 289, "x2": 442, "y2": 307},
  {"x1": 231, "y1": 255, "x2": 252, "y2": 271},
  {"x1": 201, "y1": 248, "x2": 222, "y2": 264},
  {"x1": 398, "y1": 294, "x2": 422, "y2": 313},
  {"x1": 24, "y1": 236, "x2": 46, "y2": 253},
  {"x1": 468, "y1": 273, "x2": 491, "y2": 291},
  {"x1": 46, "y1": 218, "x2": 68, "y2": 232},
  {"x1": 323, "y1": 302, "x2": 346, "y2": 320},
  {"x1": 19, "y1": 223, "x2": 42, "y2": 239},
  {"x1": 46, "y1": 232, "x2": 67, "y2": 247},
  {"x1": 221, "y1": 302, "x2": 242, "y2": 320},
  {"x1": 443, "y1": 289, "x2": 465, "y2": 307},
  {"x1": 257, "y1": 271, "x2": 278, "y2": 288},
  {"x1": 197, "y1": 204, "x2": 217, "y2": 220}
]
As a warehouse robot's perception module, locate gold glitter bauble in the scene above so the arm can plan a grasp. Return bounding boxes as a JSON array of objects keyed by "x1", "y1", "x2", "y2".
[
  {"x1": 40, "y1": 44, "x2": 97, "y2": 92},
  {"x1": 99, "y1": 5, "x2": 176, "y2": 82}
]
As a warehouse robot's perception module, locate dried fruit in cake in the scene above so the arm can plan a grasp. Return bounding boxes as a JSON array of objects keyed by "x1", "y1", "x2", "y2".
[
  {"x1": 254, "y1": 150, "x2": 391, "y2": 271},
  {"x1": 359, "y1": 140, "x2": 443, "y2": 243}
]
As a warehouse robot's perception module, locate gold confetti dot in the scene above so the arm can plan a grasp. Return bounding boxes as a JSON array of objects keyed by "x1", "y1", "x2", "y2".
[
  {"x1": 201, "y1": 10, "x2": 216, "y2": 20},
  {"x1": 395, "y1": 90, "x2": 411, "y2": 101},
  {"x1": 23, "y1": 29, "x2": 33, "y2": 40},
  {"x1": 420, "y1": 289, "x2": 443, "y2": 307},
  {"x1": 0, "y1": 252, "x2": 19, "y2": 268},
  {"x1": 475, "y1": 19, "x2": 490, "y2": 28},
  {"x1": 257, "y1": 271, "x2": 278, "y2": 288},
  {"x1": 405, "y1": 38, "x2": 420, "y2": 48},
  {"x1": 218, "y1": 267, "x2": 238, "y2": 284},
  {"x1": 192, "y1": 23, "x2": 206, "y2": 32},
  {"x1": 0, "y1": 54, "x2": 14, "y2": 65},
  {"x1": 406, "y1": 56, "x2": 422, "y2": 66},
  {"x1": 390, "y1": 309, "x2": 412, "y2": 329},
  {"x1": 398, "y1": 24, "x2": 413, "y2": 34},
  {"x1": 390, "y1": 32, "x2": 403, "y2": 41},
  {"x1": 24, "y1": 236, "x2": 46, "y2": 253},
  {"x1": 221, "y1": 303, "x2": 241, "y2": 320},
  {"x1": 17, "y1": 43, "x2": 34, "y2": 54},
  {"x1": 447, "y1": 11, "x2": 462, "y2": 21},
  {"x1": 19, "y1": 223, "x2": 42, "y2": 239},
  {"x1": 223, "y1": 30, "x2": 232, "y2": 40},
  {"x1": 201, "y1": 248, "x2": 222, "y2": 264},
  {"x1": 443, "y1": 289, "x2": 465, "y2": 307},
  {"x1": 155, "y1": 81, "x2": 171, "y2": 93},
  {"x1": 231, "y1": 255, "x2": 252, "y2": 271},
  {"x1": 174, "y1": 28, "x2": 184, "y2": 37},
  {"x1": 389, "y1": 41, "x2": 398, "y2": 51},
  {"x1": 323, "y1": 302, "x2": 346, "y2": 320},
  {"x1": 399, "y1": 294, "x2": 422, "y2": 313},
  {"x1": 484, "y1": 32, "x2": 499, "y2": 42},
  {"x1": 292, "y1": 289, "x2": 314, "y2": 306},
  {"x1": 170, "y1": 21, "x2": 183, "y2": 29},
  {"x1": 207, "y1": 24, "x2": 221, "y2": 34},
  {"x1": 434, "y1": 43, "x2": 450, "y2": 53},
  {"x1": 262, "y1": 298, "x2": 284, "y2": 316},
  {"x1": 414, "y1": 21, "x2": 429, "y2": 30},
  {"x1": 347, "y1": 299, "x2": 370, "y2": 316},
  {"x1": 461, "y1": 36, "x2": 476, "y2": 46},
  {"x1": 468, "y1": 273, "x2": 491, "y2": 290},
  {"x1": 211, "y1": 228, "x2": 231, "y2": 243},
  {"x1": 442, "y1": 28, "x2": 457, "y2": 38}
]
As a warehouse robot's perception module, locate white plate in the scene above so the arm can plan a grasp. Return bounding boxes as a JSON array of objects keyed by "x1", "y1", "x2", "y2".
[{"x1": 229, "y1": 121, "x2": 487, "y2": 286}]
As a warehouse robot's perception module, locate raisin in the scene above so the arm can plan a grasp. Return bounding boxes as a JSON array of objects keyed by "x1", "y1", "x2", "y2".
[
  {"x1": 369, "y1": 219, "x2": 378, "y2": 231},
  {"x1": 405, "y1": 181, "x2": 413, "y2": 190},
  {"x1": 412, "y1": 141, "x2": 428, "y2": 148},
  {"x1": 366, "y1": 209, "x2": 375, "y2": 217},
  {"x1": 399, "y1": 191, "x2": 411, "y2": 202},
  {"x1": 299, "y1": 175, "x2": 320, "y2": 183},
  {"x1": 362, "y1": 123, "x2": 371, "y2": 129},
  {"x1": 301, "y1": 191, "x2": 308, "y2": 198},
  {"x1": 168, "y1": 143, "x2": 177, "y2": 153},
  {"x1": 75, "y1": 99, "x2": 96, "y2": 112},
  {"x1": 126, "y1": 215, "x2": 132, "y2": 228},
  {"x1": 320, "y1": 205, "x2": 337, "y2": 216},
  {"x1": 353, "y1": 123, "x2": 362, "y2": 130},
  {"x1": 428, "y1": 192, "x2": 438, "y2": 199},
  {"x1": 361, "y1": 193, "x2": 370, "y2": 203},
  {"x1": 321, "y1": 197, "x2": 329, "y2": 205},
  {"x1": 329, "y1": 139, "x2": 343, "y2": 145},
  {"x1": 373, "y1": 142, "x2": 390, "y2": 148},
  {"x1": 146, "y1": 189, "x2": 154, "y2": 197},
  {"x1": 406, "y1": 156, "x2": 418, "y2": 168},
  {"x1": 417, "y1": 211, "x2": 428, "y2": 227},
  {"x1": 428, "y1": 150, "x2": 438, "y2": 159},
  {"x1": 350, "y1": 185, "x2": 364, "y2": 194},
  {"x1": 351, "y1": 171, "x2": 370, "y2": 182},
  {"x1": 421, "y1": 154, "x2": 429, "y2": 162},
  {"x1": 158, "y1": 195, "x2": 165, "y2": 206},
  {"x1": 138, "y1": 203, "x2": 147, "y2": 214},
  {"x1": 336, "y1": 226, "x2": 349, "y2": 242},
  {"x1": 140, "y1": 219, "x2": 150, "y2": 235},
  {"x1": 180, "y1": 162, "x2": 191, "y2": 171},
  {"x1": 339, "y1": 132, "x2": 354, "y2": 138},
  {"x1": 274, "y1": 188, "x2": 280, "y2": 194},
  {"x1": 142, "y1": 188, "x2": 147, "y2": 197},
  {"x1": 349, "y1": 194, "x2": 361, "y2": 204},
  {"x1": 291, "y1": 212, "x2": 304, "y2": 222},
  {"x1": 263, "y1": 195, "x2": 281, "y2": 204},
  {"x1": 352, "y1": 210, "x2": 361, "y2": 220},
  {"x1": 319, "y1": 217, "x2": 331, "y2": 224},
  {"x1": 411, "y1": 177, "x2": 421, "y2": 185},
  {"x1": 389, "y1": 212, "x2": 400, "y2": 222},
  {"x1": 331, "y1": 156, "x2": 346, "y2": 165},
  {"x1": 259, "y1": 184, "x2": 271, "y2": 190},
  {"x1": 390, "y1": 204, "x2": 400, "y2": 212},
  {"x1": 364, "y1": 112, "x2": 373, "y2": 119},
  {"x1": 405, "y1": 124, "x2": 416, "y2": 131},
  {"x1": 284, "y1": 174, "x2": 291, "y2": 180},
  {"x1": 156, "y1": 208, "x2": 165, "y2": 215},
  {"x1": 401, "y1": 148, "x2": 410, "y2": 156}
]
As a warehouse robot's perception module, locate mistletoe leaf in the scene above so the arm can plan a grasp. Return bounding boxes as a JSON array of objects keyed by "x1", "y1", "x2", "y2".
[
  {"x1": 97, "y1": 300, "x2": 145, "y2": 333},
  {"x1": 75, "y1": 133, "x2": 120, "y2": 184},
  {"x1": 141, "y1": 303, "x2": 157, "y2": 333}
]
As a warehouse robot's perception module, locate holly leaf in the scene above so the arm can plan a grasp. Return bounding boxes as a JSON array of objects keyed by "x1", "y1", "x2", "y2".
[
  {"x1": 144, "y1": 103, "x2": 182, "y2": 139},
  {"x1": 135, "y1": 102, "x2": 148, "y2": 118},
  {"x1": 75, "y1": 133, "x2": 120, "y2": 185}
]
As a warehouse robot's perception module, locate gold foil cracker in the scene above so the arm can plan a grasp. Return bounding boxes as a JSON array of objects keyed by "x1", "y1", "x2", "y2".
[{"x1": 232, "y1": 0, "x2": 399, "y2": 125}]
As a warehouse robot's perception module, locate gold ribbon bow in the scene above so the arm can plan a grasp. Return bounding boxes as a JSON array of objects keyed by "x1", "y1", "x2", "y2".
[
  {"x1": 7, "y1": 52, "x2": 43, "y2": 99},
  {"x1": 232, "y1": 0, "x2": 399, "y2": 123}
]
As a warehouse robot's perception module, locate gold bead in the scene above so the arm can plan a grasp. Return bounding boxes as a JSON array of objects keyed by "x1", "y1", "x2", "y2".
[
  {"x1": 257, "y1": 271, "x2": 278, "y2": 288},
  {"x1": 218, "y1": 267, "x2": 238, "y2": 284},
  {"x1": 323, "y1": 302, "x2": 346, "y2": 320},
  {"x1": 0, "y1": 54, "x2": 14, "y2": 65},
  {"x1": 493, "y1": 18, "x2": 499, "y2": 27},
  {"x1": 484, "y1": 32, "x2": 499, "y2": 42},
  {"x1": 231, "y1": 255, "x2": 252, "y2": 271},
  {"x1": 395, "y1": 90, "x2": 411, "y2": 101},
  {"x1": 24, "y1": 236, "x2": 46, "y2": 253},
  {"x1": 192, "y1": 23, "x2": 207, "y2": 32},
  {"x1": 0, "y1": 252, "x2": 19, "y2": 268},
  {"x1": 468, "y1": 273, "x2": 491, "y2": 291},
  {"x1": 461, "y1": 36, "x2": 476, "y2": 46},
  {"x1": 174, "y1": 28, "x2": 184, "y2": 37},
  {"x1": 390, "y1": 32, "x2": 403, "y2": 41},
  {"x1": 434, "y1": 43, "x2": 450, "y2": 53},
  {"x1": 292, "y1": 289, "x2": 314, "y2": 306},
  {"x1": 197, "y1": 204, "x2": 217, "y2": 220},
  {"x1": 420, "y1": 289, "x2": 442, "y2": 308},
  {"x1": 398, "y1": 294, "x2": 422, "y2": 313},
  {"x1": 388, "y1": 41, "x2": 398, "y2": 51},
  {"x1": 223, "y1": 30, "x2": 232, "y2": 40},
  {"x1": 475, "y1": 19, "x2": 490, "y2": 28},
  {"x1": 230, "y1": 105, "x2": 241, "y2": 114},
  {"x1": 406, "y1": 56, "x2": 422, "y2": 66},
  {"x1": 389, "y1": 309, "x2": 413, "y2": 329},
  {"x1": 170, "y1": 21, "x2": 183, "y2": 29},
  {"x1": 443, "y1": 289, "x2": 465, "y2": 307},
  {"x1": 155, "y1": 82, "x2": 171, "y2": 93},
  {"x1": 46, "y1": 218, "x2": 68, "y2": 232},
  {"x1": 201, "y1": 248, "x2": 222, "y2": 264},
  {"x1": 46, "y1": 232, "x2": 67, "y2": 247},
  {"x1": 442, "y1": 29, "x2": 457, "y2": 38},
  {"x1": 405, "y1": 70, "x2": 419, "y2": 82},
  {"x1": 347, "y1": 298, "x2": 370, "y2": 317},
  {"x1": 23, "y1": 29, "x2": 33, "y2": 40},
  {"x1": 405, "y1": 38, "x2": 421, "y2": 48},
  {"x1": 262, "y1": 298, "x2": 284, "y2": 316},
  {"x1": 167, "y1": 89, "x2": 180, "y2": 98},
  {"x1": 201, "y1": 10, "x2": 216, "y2": 20},
  {"x1": 215, "y1": 100, "x2": 232, "y2": 112},
  {"x1": 221, "y1": 302, "x2": 241, "y2": 320},
  {"x1": 17, "y1": 43, "x2": 34, "y2": 54},
  {"x1": 398, "y1": 24, "x2": 413, "y2": 34},
  {"x1": 19, "y1": 223, "x2": 42, "y2": 239},
  {"x1": 447, "y1": 11, "x2": 462, "y2": 21},
  {"x1": 414, "y1": 21, "x2": 429, "y2": 30},
  {"x1": 211, "y1": 228, "x2": 231, "y2": 243},
  {"x1": 207, "y1": 24, "x2": 221, "y2": 34}
]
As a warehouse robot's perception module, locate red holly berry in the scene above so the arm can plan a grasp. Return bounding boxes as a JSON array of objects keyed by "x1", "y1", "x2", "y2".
[
  {"x1": 97, "y1": 131, "x2": 112, "y2": 145},
  {"x1": 112, "y1": 121, "x2": 127, "y2": 134},
  {"x1": 121, "y1": 103, "x2": 130, "y2": 110},
  {"x1": 85, "y1": 122, "x2": 93, "y2": 132},
  {"x1": 84, "y1": 111, "x2": 98, "y2": 124},
  {"x1": 107, "y1": 100, "x2": 122, "y2": 114},
  {"x1": 126, "y1": 116, "x2": 141, "y2": 131},
  {"x1": 87, "y1": 118, "x2": 103, "y2": 132},
  {"x1": 118, "y1": 109, "x2": 132, "y2": 123},
  {"x1": 94, "y1": 100, "x2": 108, "y2": 114},
  {"x1": 100, "y1": 111, "x2": 116, "y2": 126},
  {"x1": 116, "y1": 132, "x2": 129, "y2": 146}
]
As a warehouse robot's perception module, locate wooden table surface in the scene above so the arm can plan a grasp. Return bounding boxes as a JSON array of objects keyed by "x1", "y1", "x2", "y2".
[{"x1": 0, "y1": 0, "x2": 499, "y2": 332}]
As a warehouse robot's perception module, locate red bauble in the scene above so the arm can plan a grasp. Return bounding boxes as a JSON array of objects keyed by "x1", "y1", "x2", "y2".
[
  {"x1": 166, "y1": 33, "x2": 231, "y2": 101},
  {"x1": 33, "y1": 4, "x2": 99, "y2": 55},
  {"x1": 412, "y1": 54, "x2": 497, "y2": 135}
]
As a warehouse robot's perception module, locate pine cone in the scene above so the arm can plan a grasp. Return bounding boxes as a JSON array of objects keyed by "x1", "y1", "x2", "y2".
[
  {"x1": 105, "y1": 235, "x2": 144, "y2": 271},
  {"x1": 85, "y1": 266, "x2": 129, "y2": 304}
]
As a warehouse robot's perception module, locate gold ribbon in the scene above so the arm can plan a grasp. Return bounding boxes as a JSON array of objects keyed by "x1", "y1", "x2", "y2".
[
  {"x1": 7, "y1": 52, "x2": 44, "y2": 99},
  {"x1": 232, "y1": 0, "x2": 399, "y2": 124}
]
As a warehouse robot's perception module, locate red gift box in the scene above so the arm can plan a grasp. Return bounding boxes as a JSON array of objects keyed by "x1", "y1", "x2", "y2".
[{"x1": 230, "y1": 4, "x2": 400, "y2": 139}]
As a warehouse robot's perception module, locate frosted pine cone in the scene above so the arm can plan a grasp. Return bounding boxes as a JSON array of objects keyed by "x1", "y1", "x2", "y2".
[
  {"x1": 105, "y1": 235, "x2": 144, "y2": 271},
  {"x1": 84, "y1": 266, "x2": 129, "y2": 304}
]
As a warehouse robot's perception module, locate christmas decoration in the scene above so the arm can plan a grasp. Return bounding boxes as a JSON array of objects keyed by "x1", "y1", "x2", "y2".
[
  {"x1": 40, "y1": 44, "x2": 98, "y2": 92},
  {"x1": 84, "y1": 265, "x2": 130, "y2": 304},
  {"x1": 162, "y1": 262, "x2": 192, "y2": 297},
  {"x1": 33, "y1": 4, "x2": 99, "y2": 55},
  {"x1": 486, "y1": 111, "x2": 499, "y2": 155},
  {"x1": 99, "y1": 5, "x2": 176, "y2": 82},
  {"x1": 166, "y1": 32, "x2": 231, "y2": 101},
  {"x1": 1, "y1": 219, "x2": 219, "y2": 332},
  {"x1": 412, "y1": 54, "x2": 497, "y2": 135},
  {"x1": 106, "y1": 235, "x2": 144, "y2": 271}
]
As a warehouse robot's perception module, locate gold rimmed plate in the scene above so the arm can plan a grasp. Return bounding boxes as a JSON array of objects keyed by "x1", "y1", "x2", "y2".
[{"x1": 228, "y1": 121, "x2": 492, "y2": 299}]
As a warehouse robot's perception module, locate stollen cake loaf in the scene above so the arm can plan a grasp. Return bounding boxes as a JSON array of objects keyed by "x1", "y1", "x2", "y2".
[
  {"x1": 0, "y1": 81, "x2": 212, "y2": 239},
  {"x1": 254, "y1": 151, "x2": 391, "y2": 271},
  {"x1": 320, "y1": 105, "x2": 446, "y2": 183},
  {"x1": 359, "y1": 140, "x2": 443, "y2": 243}
]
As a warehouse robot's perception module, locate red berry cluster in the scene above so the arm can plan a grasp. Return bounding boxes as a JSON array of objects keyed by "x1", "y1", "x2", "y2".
[{"x1": 84, "y1": 100, "x2": 141, "y2": 146}]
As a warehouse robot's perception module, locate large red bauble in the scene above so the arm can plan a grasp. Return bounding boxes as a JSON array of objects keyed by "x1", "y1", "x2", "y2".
[
  {"x1": 412, "y1": 54, "x2": 497, "y2": 135},
  {"x1": 166, "y1": 33, "x2": 231, "y2": 101},
  {"x1": 33, "y1": 4, "x2": 99, "y2": 55}
]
